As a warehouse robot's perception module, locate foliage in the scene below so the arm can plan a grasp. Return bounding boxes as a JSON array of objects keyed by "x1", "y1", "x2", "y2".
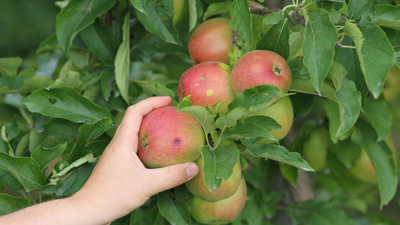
[{"x1": 1, "y1": 0, "x2": 400, "y2": 224}]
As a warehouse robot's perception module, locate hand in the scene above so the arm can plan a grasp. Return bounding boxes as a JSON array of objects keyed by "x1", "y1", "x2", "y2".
[{"x1": 72, "y1": 96, "x2": 199, "y2": 224}]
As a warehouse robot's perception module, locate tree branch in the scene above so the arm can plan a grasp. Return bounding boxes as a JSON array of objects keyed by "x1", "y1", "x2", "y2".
[{"x1": 250, "y1": 8, "x2": 281, "y2": 15}]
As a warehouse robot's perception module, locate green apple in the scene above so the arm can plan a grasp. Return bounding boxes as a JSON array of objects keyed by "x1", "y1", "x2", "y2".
[
  {"x1": 173, "y1": 0, "x2": 188, "y2": 25},
  {"x1": 303, "y1": 126, "x2": 331, "y2": 172},
  {"x1": 383, "y1": 66, "x2": 400, "y2": 102}
]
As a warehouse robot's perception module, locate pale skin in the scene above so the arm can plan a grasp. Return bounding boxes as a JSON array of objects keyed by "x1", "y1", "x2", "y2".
[{"x1": 0, "y1": 96, "x2": 199, "y2": 225}]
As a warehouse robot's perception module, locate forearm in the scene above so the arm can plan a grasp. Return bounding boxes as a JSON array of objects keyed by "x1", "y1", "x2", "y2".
[{"x1": 0, "y1": 196, "x2": 110, "y2": 225}]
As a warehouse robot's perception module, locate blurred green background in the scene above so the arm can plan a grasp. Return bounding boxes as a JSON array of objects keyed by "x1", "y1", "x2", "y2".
[{"x1": 0, "y1": 0, "x2": 59, "y2": 58}]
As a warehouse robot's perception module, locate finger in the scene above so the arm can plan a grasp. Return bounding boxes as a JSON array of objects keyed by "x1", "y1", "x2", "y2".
[
  {"x1": 113, "y1": 96, "x2": 171, "y2": 145},
  {"x1": 145, "y1": 162, "x2": 199, "y2": 195}
]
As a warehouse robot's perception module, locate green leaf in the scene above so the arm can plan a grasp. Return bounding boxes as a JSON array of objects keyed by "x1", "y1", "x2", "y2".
[
  {"x1": 288, "y1": 26, "x2": 304, "y2": 62},
  {"x1": 0, "y1": 193, "x2": 31, "y2": 216},
  {"x1": 177, "y1": 96, "x2": 192, "y2": 110},
  {"x1": 157, "y1": 192, "x2": 191, "y2": 225},
  {"x1": 6, "y1": 116, "x2": 19, "y2": 141},
  {"x1": 188, "y1": 0, "x2": 203, "y2": 33},
  {"x1": 0, "y1": 57, "x2": 22, "y2": 77},
  {"x1": 364, "y1": 5, "x2": 400, "y2": 30},
  {"x1": 257, "y1": 18, "x2": 290, "y2": 60},
  {"x1": 32, "y1": 143, "x2": 68, "y2": 171},
  {"x1": 50, "y1": 71, "x2": 83, "y2": 89},
  {"x1": 44, "y1": 119, "x2": 81, "y2": 143},
  {"x1": 242, "y1": 145, "x2": 313, "y2": 171},
  {"x1": 131, "y1": 0, "x2": 148, "y2": 14},
  {"x1": 29, "y1": 130, "x2": 60, "y2": 155},
  {"x1": 23, "y1": 87, "x2": 113, "y2": 124},
  {"x1": 329, "y1": 61, "x2": 345, "y2": 91},
  {"x1": 290, "y1": 78, "x2": 361, "y2": 138},
  {"x1": 203, "y1": 1, "x2": 232, "y2": 21},
  {"x1": 351, "y1": 120, "x2": 397, "y2": 208},
  {"x1": 115, "y1": 13, "x2": 130, "y2": 104},
  {"x1": 179, "y1": 106, "x2": 214, "y2": 134},
  {"x1": 348, "y1": 0, "x2": 373, "y2": 20},
  {"x1": 326, "y1": 153, "x2": 361, "y2": 191},
  {"x1": 364, "y1": 95, "x2": 392, "y2": 141},
  {"x1": 0, "y1": 152, "x2": 47, "y2": 192},
  {"x1": 80, "y1": 140, "x2": 109, "y2": 158},
  {"x1": 280, "y1": 163, "x2": 298, "y2": 188},
  {"x1": 230, "y1": 0, "x2": 253, "y2": 53},
  {"x1": 69, "y1": 118, "x2": 112, "y2": 162},
  {"x1": 37, "y1": 33, "x2": 61, "y2": 54},
  {"x1": 56, "y1": 0, "x2": 116, "y2": 53},
  {"x1": 137, "y1": 34, "x2": 189, "y2": 57},
  {"x1": 80, "y1": 18, "x2": 116, "y2": 64},
  {"x1": 130, "y1": 207, "x2": 159, "y2": 225},
  {"x1": 301, "y1": 8, "x2": 338, "y2": 95},
  {"x1": 344, "y1": 22, "x2": 395, "y2": 99},
  {"x1": 331, "y1": 138, "x2": 361, "y2": 168},
  {"x1": 223, "y1": 121, "x2": 277, "y2": 142},
  {"x1": 201, "y1": 144, "x2": 240, "y2": 191},
  {"x1": 285, "y1": 200, "x2": 356, "y2": 225},
  {"x1": 136, "y1": 0, "x2": 180, "y2": 44},
  {"x1": 0, "y1": 169, "x2": 23, "y2": 191}
]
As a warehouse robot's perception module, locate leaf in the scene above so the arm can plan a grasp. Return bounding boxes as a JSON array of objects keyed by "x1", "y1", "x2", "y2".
[
  {"x1": 37, "y1": 33, "x2": 61, "y2": 54},
  {"x1": 130, "y1": 207, "x2": 159, "y2": 225},
  {"x1": 56, "y1": 0, "x2": 116, "y2": 53},
  {"x1": 364, "y1": 95, "x2": 392, "y2": 141},
  {"x1": 137, "y1": 34, "x2": 189, "y2": 57},
  {"x1": 69, "y1": 118, "x2": 112, "y2": 162},
  {"x1": 32, "y1": 143, "x2": 68, "y2": 171},
  {"x1": 344, "y1": 22, "x2": 395, "y2": 98},
  {"x1": 351, "y1": 120, "x2": 397, "y2": 208},
  {"x1": 326, "y1": 153, "x2": 361, "y2": 191},
  {"x1": 230, "y1": 0, "x2": 253, "y2": 53},
  {"x1": 131, "y1": 0, "x2": 148, "y2": 14},
  {"x1": 0, "y1": 169, "x2": 23, "y2": 191},
  {"x1": 6, "y1": 116, "x2": 19, "y2": 141},
  {"x1": 179, "y1": 106, "x2": 214, "y2": 134},
  {"x1": 301, "y1": 8, "x2": 338, "y2": 95},
  {"x1": 157, "y1": 192, "x2": 191, "y2": 225},
  {"x1": 329, "y1": 61, "x2": 346, "y2": 91},
  {"x1": 136, "y1": 0, "x2": 180, "y2": 44},
  {"x1": 35, "y1": 52, "x2": 59, "y2": 79},
  {"x1": 0, "y1": 57, "x2": 22, "y2": 76},
  {"x1": 257, "y1": 18, "x2": 290, "y2": 60},
  {"x1": 0, "y1": 152, "x2": 47, "y2": 192},
  {"x1": 80, "y1": 18, "x2": 116, "y2": 64},
  {"x1": 285, "y1": 200, "x2": 356, "y2": 225},
  {"x1": 201, "y1": 144, "x2": 240, "y2": 191},
  {"x1": 0, "y1": 193, "x2": 31, "y2": 216},
  {"x1": 223, "y1": 121, "x2": 276, "y2": 142},
  {"x1": 331, "y1": 138, "x2": 361, "y2": 168},
  {"x1": 203, "y1": 1, "x2": 232, "y2": 21},
  {"x1": 288, "y1": 26, "x2": 304, "y2": 61},
  {"x1": 280, "y1": 163, "x2": 298, "y2": 188},
  {"x1": 44, "y1": 119, "x2": 81, "y2": 143},
  {"x1": 290, "y1": 78, "x2": 361, "y2": 137},
  {"x1": 115, "y1": 13, "x2": 130, "y2": 104},
  {"x1": 23, "y1": 87, "x2": 113, "y2": 124},
  {"x1": 348, "y1": 0, "x2": 373, "y2": 20},
  {"x1": 50, "y1": 71, "x2": 83, "y2": 89},
  {"x1": 188, "y1": 0, "x2": 203, "y2": 33},
  {"x1": 242, "y1": 145, "x2": 314, "y2": 171},
  {"x1": 364, "y1": 5, "x2": 400, "y2": 30}
]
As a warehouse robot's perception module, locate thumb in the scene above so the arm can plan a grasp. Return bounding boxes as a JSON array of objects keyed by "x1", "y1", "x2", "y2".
[{"x1": 145, "y1": 162, "x2": 199, "y2": 195}]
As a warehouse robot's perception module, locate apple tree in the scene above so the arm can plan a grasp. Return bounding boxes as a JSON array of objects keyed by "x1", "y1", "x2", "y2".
[{"x1": 1, "y1": 0, "x2": 400, "y2": 224}]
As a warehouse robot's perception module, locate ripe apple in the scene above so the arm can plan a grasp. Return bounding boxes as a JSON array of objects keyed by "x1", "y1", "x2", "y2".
[
  {"x1": 178, "y1": 62, "x2": 236, "y2": 114},
  {"x1": 350, "y1": 137, "x2": 397, "y2": 184},
  {"x1": 383, "y1": 66, "x2": 400, "y2": 102},
  {"x1": 303, "y1": 126, "x2": 331, "y2": 172},
  {"x1": 188, "y1": 18, "x2": 232, "y2": 65},
  {"x1": 190, "y1": 178, "x2": 247, "y2": 224},
  {"x1": 185, "y1": 156, "x2": 242, "y2": 202},
  {"x1": 243, "y1": 96, "x2": 293, "y2": 144},
  {"x1": 138, "y1": 106, "x2": 204, "y2": 168},
  {"x1": 173, "y1": 0, "x2": 188, "y2": 25},
  {"x1": 230, "y1": 50, "x2": 292, "y2": 94}
]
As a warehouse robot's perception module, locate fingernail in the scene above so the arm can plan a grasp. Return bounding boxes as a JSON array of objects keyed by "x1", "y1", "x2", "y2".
[{"x1": 186, "y1": 163, "x2": 198, "y2": 180}]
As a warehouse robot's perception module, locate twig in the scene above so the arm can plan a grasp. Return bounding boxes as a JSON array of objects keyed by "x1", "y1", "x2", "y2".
[{"x1": 250, "y1": 8, "x2": 281, "y2": 15}]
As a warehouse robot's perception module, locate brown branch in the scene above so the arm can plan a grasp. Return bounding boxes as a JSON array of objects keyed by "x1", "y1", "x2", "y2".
[{"x1": 250, "y1": 8, "x2": 281, "y2": 15}]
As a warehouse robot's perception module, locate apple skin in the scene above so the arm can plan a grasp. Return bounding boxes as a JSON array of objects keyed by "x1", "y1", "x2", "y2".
[
  {"x1": 383, "y1": 66, "x2": 400, "y2": 102},
  {"x1": 189, "y1": 18, "x2": 232, "y2": 65},
  {"x1": 190, "y1": 178, "x2": 247, "y2": 224},
  {"x1": 230, "y1": 50, "x2": 292, "y2": 94},
  {"x1": 173, "y1": 0, "x2": 188, "y2": 25},
  {"x1": 178, "y1": 62, "x2": 236, "y2": 114},
  {"x1": 303, "y1": 126, "x2": 331, "y2": 172},
  {"x1": 350, "y1": 137, "x2": 397, "y2": 184},
  {"x1": 138, "y1": 106, "x2": 204, "y2": 168},
  {"x1": 243, "y1": 96, "x2": 293, "y2": 144},
  {"x1": 185, "y1": 156, "x2": 242, "y2": 202}
]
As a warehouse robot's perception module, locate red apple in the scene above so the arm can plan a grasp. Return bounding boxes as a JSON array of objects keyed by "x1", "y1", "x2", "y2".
[
  {"x1": 185, "y1": 156, "x2": 242, "y2": 202},
  {"x1": 230, "y1": 50, "x2": 292, "y2": 94},
  {"x1": 138, "y1": 106, "x2": 204, "y2": 168},
  {"x1": 178, "y1": 62, "x2": 235, "y2": 114},
  {"x1": 189, "y1": 18, "x2": 232, "y2": 65},
  {"x1": 190, "y1": 178, "x2": 247, "y2": 224}
]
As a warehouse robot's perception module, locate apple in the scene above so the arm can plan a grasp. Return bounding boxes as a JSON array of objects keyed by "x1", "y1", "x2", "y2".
[
  {"x1": 350, "y1": 137, "x2": 397, "y2": 184},
  {"x1": 249, "y1": 1, "x2": 265, "y2": 9},
  {"x1": 383, "y1": 66, "x2": 400, "y2": 102},
  {"x1": 188, "y1": 18, "x2": 232, "y2": 65},
  {"x1": 178, "y1": 61, "x2": 236, "y2": 114},
  {"x1": 185, "y1": 156, "x2": 242, "y2": 202},
  {"x1": 173, "y1": 0, "x2": 188, "y2": 25},
  {"x1": 138, "y1": 106, "x2": 204, "y2": 168},
  {"x1": 230, "y1": 50, "x2": 292, "y2": 94},
  {"x1": 243, "y1": 96, "x2": 293, "y2": 144},
  {"x1": 190, "y1": 178, "x2": 247, "y2": 224},
  {"x1": 303, "y1": 126, "x2": 331, "y2": 172}
]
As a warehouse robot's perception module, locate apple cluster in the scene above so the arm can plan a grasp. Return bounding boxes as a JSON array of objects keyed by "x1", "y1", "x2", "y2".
[{"x1": 137, "y1": 15, "x2": 294, "y2": 224}]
